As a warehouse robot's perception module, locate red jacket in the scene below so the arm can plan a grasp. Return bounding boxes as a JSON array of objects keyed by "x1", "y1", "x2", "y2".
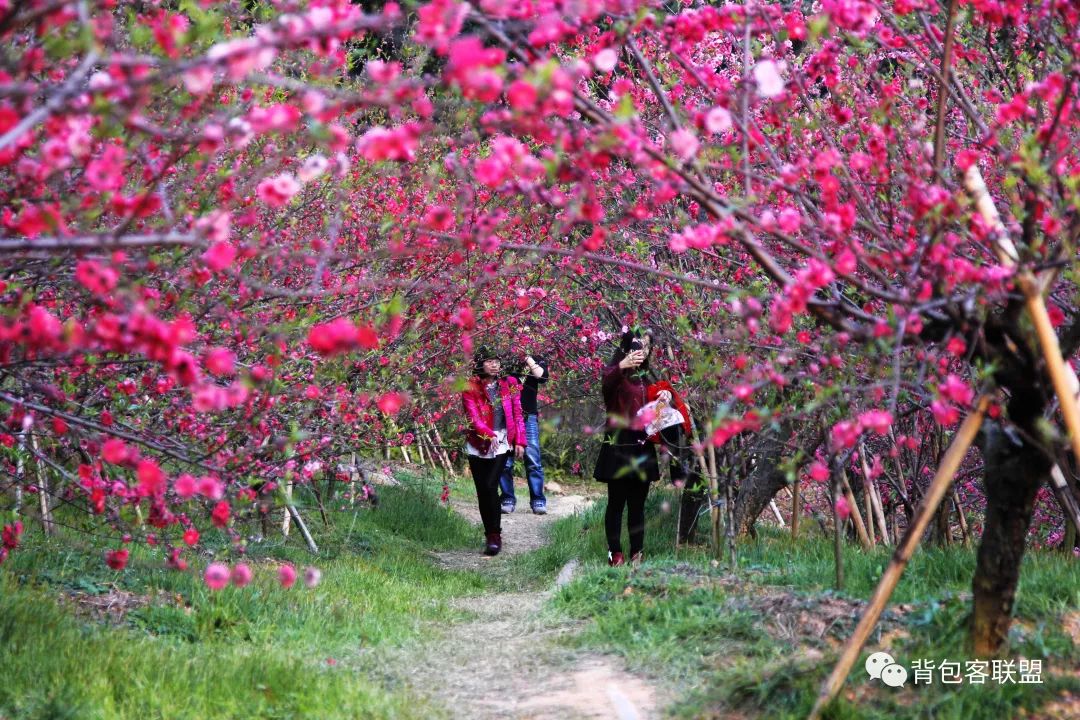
[
  {"x1": 601, "y1": 363, "x2": 648, "y2": 429},
  {"x1": 462, "y1": 376, "x2": 527, "y2": 454}
]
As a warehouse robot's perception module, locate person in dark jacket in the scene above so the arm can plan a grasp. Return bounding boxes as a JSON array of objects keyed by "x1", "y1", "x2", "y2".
[
  {"x1": 461, "y1": 346, "x2": 526, "y2": 556},
  {"x1": 647, "y1": 382, "x2": 708, "y2": 545},
  {"x1": 594, "y1": 329, "x2": 658, "y2": 566},
  {"x1": 499, "y1": 354, "x2": 549, "y2": 514}
]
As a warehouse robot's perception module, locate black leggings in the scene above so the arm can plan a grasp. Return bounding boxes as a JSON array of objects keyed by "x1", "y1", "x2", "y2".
[
  {"x1": 468, "y1": 453, "x2": 510, "y2": 535},
  {"x1": 605, "y1": 480, "x2": 650, "y2": 555}
]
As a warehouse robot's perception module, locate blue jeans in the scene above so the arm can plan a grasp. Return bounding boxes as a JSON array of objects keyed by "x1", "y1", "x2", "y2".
[{"x1": 499, "y1": 414, "x2": 546, "y2": 505}]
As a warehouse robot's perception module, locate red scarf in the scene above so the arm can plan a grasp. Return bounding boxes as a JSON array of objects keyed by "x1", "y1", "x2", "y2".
[{"x1": 645, "y1": 381, "x2": 693, "y2": 443}]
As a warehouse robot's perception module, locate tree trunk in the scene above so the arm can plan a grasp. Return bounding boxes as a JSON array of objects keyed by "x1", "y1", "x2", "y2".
[
  {"x1": 972, "y1": 420, "x2": 1050, "y2": 656},
  {"x1": 733, "y1": 426, "x2": 791, "y2": 536}
]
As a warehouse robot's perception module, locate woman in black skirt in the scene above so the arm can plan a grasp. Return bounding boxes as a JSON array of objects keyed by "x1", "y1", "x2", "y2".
[{"x1": 594, "y1": 329, "x2": 659, "y2": 566}]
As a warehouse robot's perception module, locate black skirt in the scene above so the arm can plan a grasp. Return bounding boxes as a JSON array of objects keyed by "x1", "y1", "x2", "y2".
[{"x1": 593, "y1": 428, "x2": 659, "y2": 484}]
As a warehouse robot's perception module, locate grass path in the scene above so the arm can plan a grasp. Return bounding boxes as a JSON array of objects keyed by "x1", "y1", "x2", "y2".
[{"x1": 383, "y1": 493, "x2": 664, "y2": 719}]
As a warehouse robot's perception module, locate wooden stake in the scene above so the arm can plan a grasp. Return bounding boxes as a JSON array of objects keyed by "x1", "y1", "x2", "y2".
[
  {"x1": 723, "y1": 446, "x2": 737, "y2": 567},
  {"x1": 809, "y1": 396, "x2": 989, "y2": 720},
  {"x1": 282, "y1": 480, "x2": 293, "y2": 536},
  {"x1": 859, "y1": 444, "x2": 891, "y2": 545},
  {"x1": 832, "y1": 473, "x2": 844, "y2": 591},
  {"x1": 349, "y1": 452, "x2": 358, "y2": 507},
  {"x1": 952, "y1": 488, "x2": 971, "y2": 547},
  {"x1": 286, "y1": 503, "x2": 319, "y2": 554},
  {"x1": 862, "y1": 478, "x2": 875, "y2": 545},
  {"x1": 769, "y1": 499, "x2": 786, "y2": 527},
  {"x1": 14, "y1": 433, "x2": 24, "y2": 513},
  {"x1": 839, "y1": 468, "x2": 873, "y2": 549},
  {"x1": 415, "y1": 435, "x2": 427, "y2": 466},
  {"x1": 791, "y1": 476, "x2": 800, "y2": 541},
  {"x1": 966, "y1": 166, "x2": 1080, "y2": 473},
  {"x1": 430, "y1": 425, "x2": 455, "y2": 473},
  {"x1": 30, "y1": 434, "x2": 54, "y2": 535},
  {"x1": 708, "y1": 444, "x2": 721, "y2": 561},
  {"x1": 1049, "y1": 464, "x2": 1080, "y2": 540}
]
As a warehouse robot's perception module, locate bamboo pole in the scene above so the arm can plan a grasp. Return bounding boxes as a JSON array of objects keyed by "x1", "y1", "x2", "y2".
[
  {"x1": 791, "y1": 476, "x2": 800, "y2": 541},
  {"x1": 862, "y1": 479, "x2": 875, "y2": 545},
  {"x1": 966, "y1": 166, "x2": 1080, "y2": 472},
  {"x1": 887, "y1": 427, "x2": 914, "y2": 518},
  {"x1": 282, "y1": 480, "x2": 293, "y2": 536},
  {"x1": 952, "y1": 488, "x2": 971, "y2": 547},
  {"x1": 1049, "y1": 464, "x2": 1080, "y2": 540},
  {"x1": 809, "y1": 396, "x2": 989, "y2": 720},
  {"x1": 769, "y1": 499, "x2": 785, "y2": 527},
  {"x1": 724, "y1": 446, "x2": 736, "y2": 567},
  {"x1": 286, "y1": 503, "x2": 319, "y2": 554},
  {"x1": 349, "y1": 452, "x2": 358, "y2": 507},
  {"x1": 832, "y1": 473, "x2": 844, "y2": 591},
  {"x1": 14, "y1": 433, "x2": 24, "y2": 513},
  {"x1": 859, "y1": 443, "x2": 891, "y2": 545},
  {"x1": 430, "y1": 425, "x2": 455, "y2": 473},
  {"x1": 30, "y1": 434, "x2": 54, "y2": 535},
  {"x1": 415, "y1": 434, "x2": 427, "y2": 466},
  {"x1": 839, "y1": 469, "x2": 873, "y2": 549},
  {"x1": 708, "y1": 444, "x2": 721, "y2": 561}
]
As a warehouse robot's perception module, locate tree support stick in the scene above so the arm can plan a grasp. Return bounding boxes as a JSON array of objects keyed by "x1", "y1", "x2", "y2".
[
  {"x1": 286, "y1": 504, "x2": 319, "y2": 554},
  {"x1": 349, "y1": 452, "x2": 358, "y2": 507},
  {"x1": 769, "y1": 499, "x2": 785, "y2": 527},
  {"x1": 30, "y1": 434, "x2": 54, "y2": 535},
  {"x1": 1049, "y1": 465, "x2": 1080, "y2": 540},
  {"x1": 14, "y1": 433, "x2": 24, "y2": 513},
  {"x1": 840, "y1": 469, "x2": 873, "y2": 549},
  {"x1": 708, "y1": 444, "x2": 722, "y2": 561},
  {"x1": 859, "y1": 444, "x2": 891, "y2": 544},
  {"x1": 282, "y1": 480, "x2": 293, "y2": 536},
  {"x1": 415, "y1": 434, "x2": 427, "y2": 466},
  {"x1": 953, "y1": 488, "x2": 971, "y2": 547},
  {"x1": 430, "y1": 425, "x2": 455, "y2": 473},
  {"x1": 809, "y1": 396, "x2": 989, "y2": 720},
  {"x1": 832, "y1": 474, "x2": 845, "y2": 591},
  {"x1": 791, "y1": 477, "x2": 800, "y2": 541},
  {"x1": 966, "y1": 166, "x2": 1080, "y2": 472}
]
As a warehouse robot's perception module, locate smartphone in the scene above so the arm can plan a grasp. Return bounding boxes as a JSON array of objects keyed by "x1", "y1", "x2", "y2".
[{"x1": 630, "y1": 339, "x2": 643, "y2": 352}]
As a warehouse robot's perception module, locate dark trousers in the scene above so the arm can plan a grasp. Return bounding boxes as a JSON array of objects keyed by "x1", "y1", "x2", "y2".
[
  {"x1": 468, "y1": 453, "x2": 511, "y2": 535},
  {"x1": 605, "y1": 480, "x2": 650, "y2": 555},
  {"x1": 660, "y1": 425, "x2": 708, "y2": 542}
]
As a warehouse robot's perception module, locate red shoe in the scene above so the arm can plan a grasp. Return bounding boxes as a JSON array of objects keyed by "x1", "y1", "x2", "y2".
[
  {"x1": 483, "y1": 533, "x2": 502, "y2": 556},
  {"x1": 608, "y1": 551, "x2": 625, "y2": 567}
]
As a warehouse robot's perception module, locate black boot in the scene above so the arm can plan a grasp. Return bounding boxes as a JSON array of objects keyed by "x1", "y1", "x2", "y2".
[{"x1": 483, "y1": 532, "x2": 502, "y2": 556}]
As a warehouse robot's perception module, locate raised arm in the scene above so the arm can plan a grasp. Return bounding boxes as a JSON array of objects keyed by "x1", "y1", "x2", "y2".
[{"x1": 525, "y1": 356, "x2": 548, "y2": 383}]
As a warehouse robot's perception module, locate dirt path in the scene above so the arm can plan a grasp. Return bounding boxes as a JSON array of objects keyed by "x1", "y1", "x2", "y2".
[{"x1": 396, "y1": 494, "x2": 665, "y2": 720}]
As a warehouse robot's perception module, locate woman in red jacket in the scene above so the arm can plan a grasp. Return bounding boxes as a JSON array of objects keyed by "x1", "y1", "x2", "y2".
[
  {"x1": 593, "y1": 329, "x2": 659, "y2": 566},
  {"x1": 461, "y1": 346, "x2": 526, "y2": 556}
]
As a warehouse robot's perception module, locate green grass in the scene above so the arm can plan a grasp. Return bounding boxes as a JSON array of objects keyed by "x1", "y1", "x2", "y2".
[
  {"x1": 737, "y1": 526, "x2": 1080, "y2": 617},
  {"x1": 1, "y1": 484, "x2": 488, "y2": 720},
  {"x1": 539, "y1": 489, "x2": 1080, "y2": 719},
  {"x1": 5, "y1": 472, "x2": 1079, "y2": 720}
]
